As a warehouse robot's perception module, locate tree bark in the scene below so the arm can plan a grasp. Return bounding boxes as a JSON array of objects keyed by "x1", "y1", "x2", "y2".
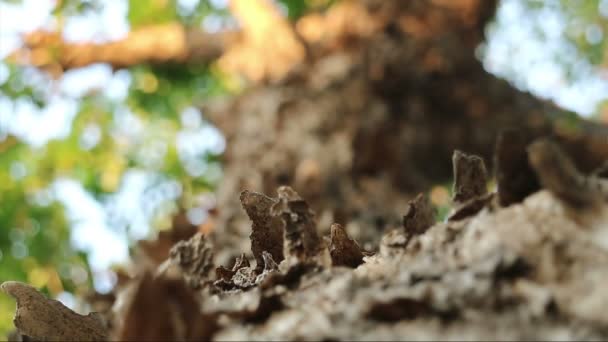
[
  {"x1": 10, "y1": 0, "x2": 608, "y2": 259},
  {"x1": 10, "y1": 23, "x2": 233, "y2": 71},
  {"x1": 203, "y1": 0, "x2": 608, "y2": 264}
]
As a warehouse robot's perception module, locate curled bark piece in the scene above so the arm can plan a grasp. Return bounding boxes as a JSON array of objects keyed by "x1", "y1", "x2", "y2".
[
  {"x1": 240, "y1": 190, "x2": 284, "y2": 271},
  {"x1": 233, "y1": 253, "x2": 251, "y2": 270},
  {"x1": 448, "y1": 150, "x2": 493, "y2": 221},
  {"x1": 213, "y1": 252, "x2": 279, "y2": 291},
  {"x1": 169, "y1": 233, "x2": 214, "y2": 289},
  {"x1": 261, "y1": 251, "x2": 279, "y2": 272},
  {"x1": 452, "y1": 150, "x2": 488, "y2": 205},
  {"x1": 215, "y1": 254, "x2": 250, "y2": 283},
  {"x1": 216, "y1": 266, "x2": 236, "y2": 283},
  {"x1": 114, "y1": 273, "x2": 217, "y2": 341},
  {"x1": 527, "y1": 138, "x2": 608, "y2": 207},
  {"x1": 329, "y1": 223, "x2": 365, "y2": 268},
  {"x1": 271, "y1": 186, "x2": 322, "y2": 260},
  {"x1": 254, "y1": 252, "x2": 281, "y2": 286},
  {"x1": 403, "y1": 193, "x2": 435, "y2": 242},
  {"x1": 494, "y1": 129, "x2": 540, "y2": 206},
  {"x1": 232, "y1": 268, "x2": 259, "y2": 289},
  {"x1": 447, "y1": 193, "x2": 494, "y2": 221},
  {"x1": 1, "y1": 281, "x2": 108, "y2": 341}
]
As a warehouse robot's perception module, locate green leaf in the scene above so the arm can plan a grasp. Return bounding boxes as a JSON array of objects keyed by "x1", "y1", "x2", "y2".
[{"x1": 128, "y1": 0, "x2": 179, "y2": 28}]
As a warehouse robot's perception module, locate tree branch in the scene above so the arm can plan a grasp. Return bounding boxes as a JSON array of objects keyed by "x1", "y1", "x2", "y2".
[
  {"x1": 6, "y1": 0, "x2": 392, "y2": 80},
  {"x1": 9, "y1": 23, "x2": 235, "y2": 72}
]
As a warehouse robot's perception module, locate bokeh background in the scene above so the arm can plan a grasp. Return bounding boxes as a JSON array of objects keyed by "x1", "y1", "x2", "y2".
[{"x1": 0, "y1": 0, "x2": 607, "y2": 335}]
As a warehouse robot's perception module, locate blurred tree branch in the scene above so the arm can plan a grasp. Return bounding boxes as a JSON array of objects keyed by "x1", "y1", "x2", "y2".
[
  {"x1": 8, "y1": 0, "x2": 308, "y2": 81},
  {"x1": 6, "y1": 0, "x2": 406, "y2": 81},
  {"x1": 8, "y1": 23, "x2": 232, "y2": 74}
]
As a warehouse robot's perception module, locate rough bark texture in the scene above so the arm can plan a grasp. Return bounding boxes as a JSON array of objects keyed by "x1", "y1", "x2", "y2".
[
  {"x1": 1, "y1": 282, "x2": 107, "y2": 341},
  {"x1": 7, "y1": 140, "x2": 608, "y2": 341},
  {"x1": 205, "y1": 0, "x2": 608, "y2": 266}
]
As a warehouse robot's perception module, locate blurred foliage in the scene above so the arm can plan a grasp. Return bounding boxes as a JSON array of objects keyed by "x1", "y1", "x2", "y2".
[
  {"x1": 128, "y1": 0, "x2": 178, "y2": 28},
  {"x1": 52, "y1": 0, "x2": 104, "y2": 17},
  {"x1": 0, "y1": 137, "x2": 92, "y2": 333},
  {"x1": 0, "y1": 65, "x2": 48, "y2": 107},
  {"x1": 521, "y1": 0, "x2": 608, "y2": 75},
  {"x1": 0, "y1": 0, "x2": 326, "y2": 336},
  {"x1": 279, "y1": 0, "x2": 337, "y2": 19},
  {"x1": 559, "y1": 0, "x2": 608, "y2": 66}
]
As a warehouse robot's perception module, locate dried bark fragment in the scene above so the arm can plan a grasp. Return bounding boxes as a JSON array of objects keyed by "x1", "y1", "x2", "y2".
[
  {"x1": 258, "y1": 262, "x2": 318, "y2": 291},
  {"x1": 213, "y1": 270, "x2": 237, "y2": 291},
  {"x1": 402, "y1": 193, "x2": 435, "y2": 243},
  {"x1": 448, "y1": 151, "x2": 493, "y2": 221},
  {"x1": 169, "y1": 232, "x2": 214, "y2": 289},
  {"x1": 527, "y1": 138, "x2": 608, "y2": 207},
  {"x1": 1, "y1": 281, "x2": 108, "y2": 341},
  {"x1": 114, "y1": 273, "x2": 218, "y2": 341},
  {"x1": 329, "y1": 223, "x2": 365, "y2": 268},
  {"x1": 240, "y1": 190, "x2": 284, "y2": 271},
  {"x1": 271, "y1": 186, "x2": 322, "y2": 261},
  {"x1": 214, "y1": 254, "x2": 253, "y2": 290},
  {"x1": 214, "y1": 252, "x2": 279, "y2": 291},
  {"x1": 232, "y1": 266, "x2": 272, "y2": 290},
  {"x1": 261, "y1": 251, "x2": 279, "y2": 272},
  {"x1": 232, "y1": 267, "x2": 259, "y2": 289},
  {"x1": 233, "y1": 253, "x2": 251, "y2": 270},
  {"x1": 447, "y1": 193, "x2": 495, "y2": 221},
  {"x1": 494, "y1": 129, "x2": 540, "y2": 206},
  {"x1": 452, "y1": 150, "x2": 488, "y2": 205},
  {"x1": 254, "y1": 252, "x2": 281, "y2": 286},
  {"x1": 216, "y1": 253, "x2": 250, "y2": 281},
  {"x1": 216, "y1": 266, "x2": 236, "y2": 282}
]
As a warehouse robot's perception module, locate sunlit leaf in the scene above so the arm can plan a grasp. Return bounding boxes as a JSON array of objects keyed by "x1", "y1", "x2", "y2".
[{"x1": 128, "y1": 0, "x2": 178, "y2": 28}]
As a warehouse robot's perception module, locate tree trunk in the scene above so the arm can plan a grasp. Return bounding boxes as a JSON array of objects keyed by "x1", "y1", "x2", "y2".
[{"x1": 204, "y1": 0, "x2": 608, "y2": 264}]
